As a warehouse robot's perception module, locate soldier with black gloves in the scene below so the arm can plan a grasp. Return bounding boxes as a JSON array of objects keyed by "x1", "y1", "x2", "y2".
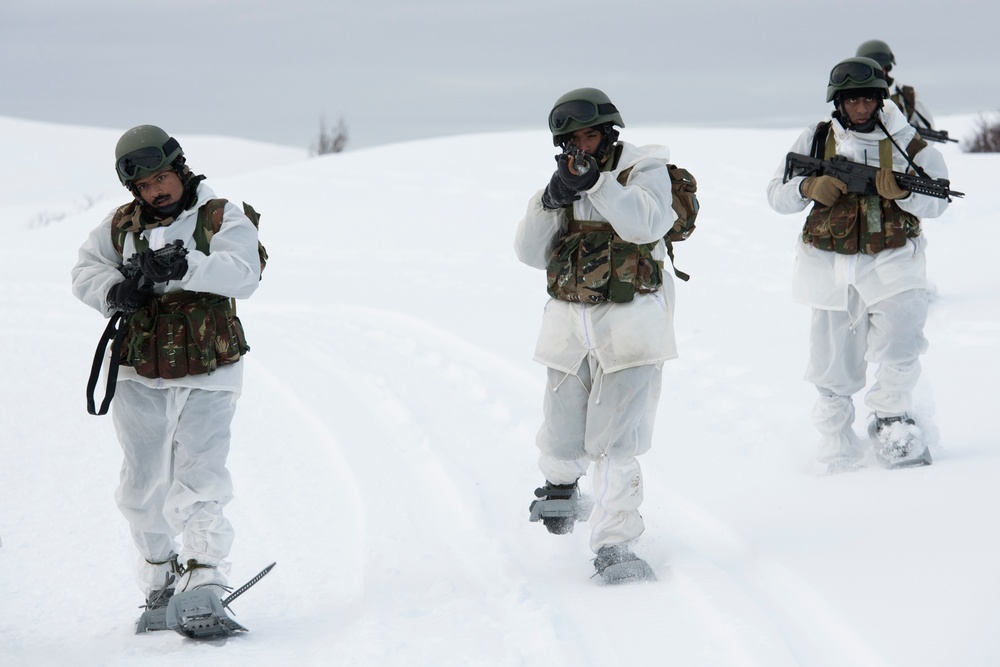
[
  {"x1": 514, "y1": 88, "x2": 678, "y2": 584},
  {"x1": 71, "y1": 125, "x2": 261, "y2": 630}
]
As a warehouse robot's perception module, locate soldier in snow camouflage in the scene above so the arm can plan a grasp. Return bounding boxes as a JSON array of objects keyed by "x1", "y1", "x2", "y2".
[
  {"x1": 515, "y1": 88, "x2": 680, "y2": 583},
  {"x1": 766, "y1": 57, "x2": 951, "y2": 472},
  {"x1": 71, "y1": 124, "x2": 262, "y2": 620}
]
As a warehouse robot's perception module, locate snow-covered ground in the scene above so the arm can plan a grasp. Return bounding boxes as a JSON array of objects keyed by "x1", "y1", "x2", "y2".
[{"x1": 0, "y1": 113, "x2": 997, "y2": 666}]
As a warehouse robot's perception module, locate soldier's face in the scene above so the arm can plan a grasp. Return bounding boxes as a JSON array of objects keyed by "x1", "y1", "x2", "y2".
[
  {"x1": 842, "y1": 95, "x2": 879, "y2": 126},
  {"x1": 133, "y1": 170, "x2": 184, "y2": 209},
  {"x1": 569, "y1": 127, "x2": 603, "y2": 156}
]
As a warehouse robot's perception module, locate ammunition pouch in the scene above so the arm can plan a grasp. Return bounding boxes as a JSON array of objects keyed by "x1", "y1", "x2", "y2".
[
  {"x1": 120, "y1": 291, "x2": 250, "y2": 379},
  {"x1": 546, "y1": 220, "x2": 662, "y2": 303},
  {"x1": 802, "y1": 194, "x2": 921, "y2": 255}
]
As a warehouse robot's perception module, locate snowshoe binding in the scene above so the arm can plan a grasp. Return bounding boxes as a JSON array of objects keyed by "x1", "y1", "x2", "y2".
[
  {"x1": 134, "y1": 571, "x2": 177, "y2": 633},
  {"x1": 164, "y1": 561, "x2": 275, "y2": 640},
  {"x1": 528, "y1": 481, "x2": 590, "y2": 534},
  {"x1": 869, "y1": 415, "x2": 932, "y2": 469},
  {"x1": 592, "y1": 544, "x2": 656, "y2": 585}
]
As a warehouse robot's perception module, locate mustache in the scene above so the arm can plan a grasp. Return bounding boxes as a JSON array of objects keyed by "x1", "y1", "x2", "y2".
[{"x1": 152, "y1": 194, "x2": 174, "y2": 206}]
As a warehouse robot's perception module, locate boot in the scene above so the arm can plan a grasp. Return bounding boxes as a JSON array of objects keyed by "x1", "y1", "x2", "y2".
[
  {"x1": 528, "y1": 481, "x2": 586, "y2": 535},
  {"x1": 869, "y1": 415, "x2": 932, "y2": 469}
]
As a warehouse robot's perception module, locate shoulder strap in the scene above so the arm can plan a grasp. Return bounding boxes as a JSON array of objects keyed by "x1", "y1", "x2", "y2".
[
  {"x1": 111, "y1": 202, "x2": 140, "y2": 256},
  {"x1": 905, "y1": 134, "x2": 928, "y2": 160},
  {"x1": 811, "y1": 121, "x2": 833, "y2": 159},
  {"x1": 616, "y1": 166, "x2": 634, "y2": 187},
  {"x1": 194, "y1": 198, "x2": 229, "y2": 255},
  {"x1": 879, "y1": 139, "x2": 893, "y2": 170}
]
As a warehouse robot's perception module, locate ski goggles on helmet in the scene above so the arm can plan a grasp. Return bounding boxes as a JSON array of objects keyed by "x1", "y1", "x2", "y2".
[
  {"x1": 116, "y1": 137, "x2": 181, "y2": 181},
  {"x1": 829, "y1": 61, "x2": 887, "y2": 87},
  {"x1": 549, "y1": 100, "x2": 620, "y2": 132}
]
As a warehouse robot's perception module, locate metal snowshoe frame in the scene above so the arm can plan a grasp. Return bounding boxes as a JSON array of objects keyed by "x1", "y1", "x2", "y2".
[
  {"x1": 528, "y1": 483, "x2": 591, "y2": 527},
  {"x1": 137, "y1": 562, "x2": 275, "y2": 638}
]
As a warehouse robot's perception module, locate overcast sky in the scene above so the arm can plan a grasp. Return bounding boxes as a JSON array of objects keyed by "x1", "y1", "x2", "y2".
[{"x1": 2, "y1": 0, "x2": 996, "y2": 151}]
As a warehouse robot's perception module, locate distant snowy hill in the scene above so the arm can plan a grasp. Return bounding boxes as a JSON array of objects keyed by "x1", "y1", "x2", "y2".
[{"x1": 0, "y1": 115, "x2": 997, "y2": 667}]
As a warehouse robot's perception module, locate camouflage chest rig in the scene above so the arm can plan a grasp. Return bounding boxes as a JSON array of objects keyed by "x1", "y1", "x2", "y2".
[
  {"x1": 110, "y1": 199, "x2": 264, "y2": 380},
  {"x1": 802, "y1": 122, "x2": 926, "y2": 255},
  {"x1": 545, "y1": 158, "x2": 701, "y2": 303}
]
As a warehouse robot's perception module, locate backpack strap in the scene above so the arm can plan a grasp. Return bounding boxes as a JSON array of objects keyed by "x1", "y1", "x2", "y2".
[
  {"x1": 615, "y1": 164, "x2": 690, "y2": 281},
  {"x1": 905, "y1": 134, "x2": 928, "y2": 160},
  {"x1": 812, "y1": 121, "x2": 833, "y2": 159},
  {"x1": 193, "y1": 198, "x2": 228, "y2": 255},
  {"x1": 111, "y1": 201, "x2": 142, "y2": 256}
]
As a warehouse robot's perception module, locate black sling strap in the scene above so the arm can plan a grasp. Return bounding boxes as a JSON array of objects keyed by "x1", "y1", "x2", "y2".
[{"x1": 86, "y1": 311, "x2": 128, "y2": 416}]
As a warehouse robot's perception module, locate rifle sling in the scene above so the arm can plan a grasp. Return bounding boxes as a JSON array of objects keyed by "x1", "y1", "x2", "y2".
[{"x1": 86, "y1": 311, "x2": 128, "y2": 416}]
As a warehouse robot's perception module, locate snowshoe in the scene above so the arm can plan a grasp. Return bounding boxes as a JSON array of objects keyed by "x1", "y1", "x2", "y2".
[
  {"x1": 165, "y1": 587, "x2": 247, "y2": 639},
  {"x1": 869, "y1": 415, "x2": 932, "y2": 469},
  {"x1": 135, "y1": 570, "x2": 177, "y2": 633},
  {"x1": 528, "y1": 481, "x2": 589, "y2": 534},
  {"x1": 163, "y1": 561, "x2": 276, "y2": 640},
  {"x1": 592, "y1": 544, "x2": 656, "y2": 585}
]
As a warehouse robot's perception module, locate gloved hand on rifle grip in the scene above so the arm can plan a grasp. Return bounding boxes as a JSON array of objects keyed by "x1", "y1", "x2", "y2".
[
  {"x1": 541, "y1": 153, "x2": 600, "y2": 210},
  {"x1": 876, "y1": 168, "x2": 908, "y2": 200},
  {"x1": 107, "y1": 277, "x2": 152, "y2": 315},
  {"x1": 555, "y1": 153, "x2": 599, "y2": 191},
  {"x1": 138, "y1": 247, "x2": 188, "y2": 283},
  {"x1": 800, "y1": 175, "x2": 848, "y2": 207}
]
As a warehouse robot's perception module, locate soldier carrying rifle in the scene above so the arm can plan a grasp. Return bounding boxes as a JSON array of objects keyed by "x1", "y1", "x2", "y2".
[
  {"x1": 71, "y1": 125, "x2": 262, "y2": 634},
  {"x1": 766, "y1": 56, "x2": 952, "y2": 473},
  {"x1": 857, "y1": 39, "x2": 956, "y2": 144}
]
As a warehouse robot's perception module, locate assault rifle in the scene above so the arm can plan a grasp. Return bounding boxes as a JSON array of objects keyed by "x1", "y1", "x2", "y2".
[
  {"x1": 563, "y1": 143, "x2": 591, "y2": 175},
  {"x1": 915, "y1": 127, "x2": 957, "y2": 144},
  {"x1": 86, "y1": 240, "x2": 189, "y2": 416},
  {"x1": 783, "y1": 152, "x2": 964, "y2": 200},
  {"x1": 121, "y1": 239, "x2": 188, "y2": 286}
]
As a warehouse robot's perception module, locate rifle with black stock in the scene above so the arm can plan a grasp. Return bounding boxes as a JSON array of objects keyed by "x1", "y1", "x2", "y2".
[
  {"x1": 86, "y1": 240, "x2": 190, "y2": 416},
  {"x1": 783, "y1": 152, "x2": 964, "y2": 201}
]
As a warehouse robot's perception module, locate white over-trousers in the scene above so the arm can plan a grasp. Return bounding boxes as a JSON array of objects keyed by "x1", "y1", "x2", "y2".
[
  {"x1": 806, "y1": 287, "x2": 929, "y2": 462},
  {"x1": 536, "y1": 355, "x2": 662, "y2": 552},
  {"x1": 111, "y1": 381, "x2": 237, "y2": 594}
]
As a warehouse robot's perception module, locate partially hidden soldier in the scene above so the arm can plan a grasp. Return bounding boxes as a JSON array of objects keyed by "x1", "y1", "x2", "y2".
[
  {"x1": 766, "y1": 58, "x2": 951, "y2": 473},
  {"x1": 856, "y1": 39, "x2": 942, "y2": 139},
  {"x1": 514, "y1": 88, "x2": 678, "y2": 584},
  {"x1": 71, "y1": 125, "x2": 261, "y2": 631}
]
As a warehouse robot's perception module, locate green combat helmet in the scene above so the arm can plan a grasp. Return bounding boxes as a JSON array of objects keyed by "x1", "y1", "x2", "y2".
[
  {"x1": 856, "y1": 39, "x2": 896, "y2": 71},
  {"x1": 548, "y1": 87, "x2": 625, "y2": 145},
  {"x1": 826, "y1": 56, "x2": 890, "y2": 102},
  {"x1": 114, "y1": 125, "x2": 183, "y2": 186}
]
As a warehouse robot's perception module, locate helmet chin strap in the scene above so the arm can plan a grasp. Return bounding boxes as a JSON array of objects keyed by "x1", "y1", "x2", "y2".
[{"x1": 596, "y1": 124, "x2": 619, "y2": 163}]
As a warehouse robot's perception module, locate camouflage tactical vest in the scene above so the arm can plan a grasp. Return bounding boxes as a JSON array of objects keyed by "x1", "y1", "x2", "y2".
[
  {"x1": 802, "y1": 123, "x2": 925, "y2": 255},
  {"x1": 109, "y1": 199, "x2": 259, "y2": 379},
  {"x1": 546, "y1": 215, "x2": 662, "y2": 304}
]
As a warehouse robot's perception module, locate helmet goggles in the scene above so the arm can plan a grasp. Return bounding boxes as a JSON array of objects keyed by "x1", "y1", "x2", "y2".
[
  {"x1": 549, "y1": 100, "x2": 620, "y2": 132},
  {"x1": 829, "y1": 61, "x2": 887, "y2": 88},
  {"x1": 116, "y1": 137, "x2": 181, "y2": 181}
]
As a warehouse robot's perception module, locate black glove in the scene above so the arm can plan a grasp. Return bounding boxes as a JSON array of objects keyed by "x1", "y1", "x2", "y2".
[
  {"x1": 541, "y1": 171, "x2": 581, "y2": 210},
  {"x1": 541, "y1": 154, "x2": 600, "y2": 210},
  {"x1": 138, "y1": 247, "x2": 188, "y2": 283},
  {"x1": 107, "y1": 277, "x2": 152, "y2": 314},
  {"x1": 556, "y1": 152, "x2": 599, "y2": 191}
]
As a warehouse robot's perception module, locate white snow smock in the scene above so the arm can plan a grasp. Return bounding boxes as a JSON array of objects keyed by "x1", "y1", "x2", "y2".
[
  {"x1": 514, "y1": 141, "x2": 678, "y2": 374},
  {"x1": 72, "y1": 182, "x2": 261, "y2": 392},
  {"x1": 766, "y1": 101, "x2": 949, "y2": 311}
]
